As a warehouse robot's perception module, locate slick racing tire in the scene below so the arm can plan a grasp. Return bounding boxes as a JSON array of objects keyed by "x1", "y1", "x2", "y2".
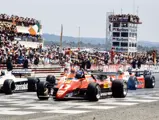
[
  {"x1": 112, "y1": 80, "x2": 128, "y2": 98},
  {"x1": 86, "y1": 82, "x2": 101, "y2": 101},
  {"x1": 37, "y1": 81, "x2": 50, "y2": 100},
  {"x1": 46, "y1": 75, "x2": 56, "y2": 85},
  {"x1": 127, "y1": 76, "x2": 138, "y2": 90},
  {"x1": 28, "y1": 77, "x2": 40, "y2": 92},
  {"x1": 3, "y1": 79, "x2": 15, "y2": 95},
  {"x1": 145, "y1": 75, "x2": 155, "y2": 88}
]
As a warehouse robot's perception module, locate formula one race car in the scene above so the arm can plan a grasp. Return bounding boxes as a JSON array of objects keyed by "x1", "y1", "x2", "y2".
[
  {"x1": 36, "y1": 69, "x2": 128, "y2": 101},
  {"x1": 0, "y1": 70, "x2": 39, "y2": 95},
  {"x1": 127, "y1": 69, "x2": 155, "y2": 90}
]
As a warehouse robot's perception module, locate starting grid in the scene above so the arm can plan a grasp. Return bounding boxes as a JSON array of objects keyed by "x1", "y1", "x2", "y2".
[
  {"x1": 0, "y1": 64, "x2": 159, "y2": 117},
  {"x1": 0, "y1": 91, "x2": 158, "y2": 116}
]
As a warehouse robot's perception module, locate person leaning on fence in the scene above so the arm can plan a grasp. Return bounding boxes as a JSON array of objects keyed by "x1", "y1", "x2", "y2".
[
  {"x1": 80, "y1": 59, "x2": 86, "y2": 70},
  {"x1": 34, "y1": 56, "x2": 39, "y2": 66},
  {"x1": 86, "y1": 58, "x2": 91, "y2": 70}
]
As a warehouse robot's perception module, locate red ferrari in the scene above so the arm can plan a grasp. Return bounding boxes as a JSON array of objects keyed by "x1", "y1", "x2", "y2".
[{"x1": 37, "y1": 69, "x2": 128, "y2": 101}]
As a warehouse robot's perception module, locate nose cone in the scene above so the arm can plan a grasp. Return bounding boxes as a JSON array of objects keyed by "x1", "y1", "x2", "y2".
[
  {"x1": 56, "y1": 90, "x2": 67, "y2": 99},
  {"x1": 56, "y1": 84, "x2": 71, "y2": 99}
]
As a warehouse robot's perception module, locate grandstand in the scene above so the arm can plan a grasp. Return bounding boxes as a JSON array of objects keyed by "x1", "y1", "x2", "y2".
[{"x1": 0, "y1": 13, "x2": 43, "y2": 48}]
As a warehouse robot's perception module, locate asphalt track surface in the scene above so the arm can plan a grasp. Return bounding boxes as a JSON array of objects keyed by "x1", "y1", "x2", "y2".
[{"x1": 0, "y1": 74, "x2": 159, "y2": 120}]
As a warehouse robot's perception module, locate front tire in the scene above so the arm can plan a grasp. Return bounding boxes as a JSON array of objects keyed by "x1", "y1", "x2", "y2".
[
  {"x1": 37, "y1": 81, "x2": 50, "y2": 100},
  {"x1": 145, "y1": 75, "x2": 155, "y2": 88}
]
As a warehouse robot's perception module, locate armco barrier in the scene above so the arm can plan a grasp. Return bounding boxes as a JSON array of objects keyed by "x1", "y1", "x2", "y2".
[
  {"x1": 91, "y1": 64, "x2": 131, "y2": 72},
  {"x1": 0, "y1": 64, "x2": 64, "y2": 74},
  {"x1": 140, "y1": 64, "x2": 159, "y2": 73},
  {"x1": 91, "y1": 64, "x2": 159, "y2": 73},
  {"x1": 1, "y1": 64, "x2": 159, "y2": 74}
]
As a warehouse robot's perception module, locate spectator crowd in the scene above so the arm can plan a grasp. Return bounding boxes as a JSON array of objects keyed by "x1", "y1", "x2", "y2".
[
  {"x1": 0, "y1": 13, "x2": 41, "y2": 44},
  {"x1": 0, "y1": 14, "x2": 156, "y2": 72},
  {"x1": 0, "y1": 14, "x2": 39, "y2": 27},
  {"x1": 0, "y1": 40, "x2": 157, "y2": 71}
]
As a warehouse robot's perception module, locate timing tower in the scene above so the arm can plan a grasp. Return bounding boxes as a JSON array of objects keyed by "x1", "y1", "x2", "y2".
[{"x1": 106, "y1": 13, "x2": 142, "y2": 54}]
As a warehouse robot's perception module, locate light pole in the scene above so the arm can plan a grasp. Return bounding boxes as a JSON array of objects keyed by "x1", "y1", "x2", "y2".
[{"x1": 78, "y1": 26, "x2": 80, "y2": 49}]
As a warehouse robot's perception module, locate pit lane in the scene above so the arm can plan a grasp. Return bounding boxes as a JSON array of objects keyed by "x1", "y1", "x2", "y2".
[{"x1": 0, "y1": 74, "x2": 159, "y2": 120}]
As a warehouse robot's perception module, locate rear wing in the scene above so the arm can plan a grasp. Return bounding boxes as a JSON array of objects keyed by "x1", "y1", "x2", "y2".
[
  {"x1": 12, "y1": 69, "x2": 33, "y2": 74},
  {"x1": 12, "y1": 69, "x2": 34, "y2": 77},
  {"x1": 129, "y1": 69, "x2": 153, "y2": 75}
]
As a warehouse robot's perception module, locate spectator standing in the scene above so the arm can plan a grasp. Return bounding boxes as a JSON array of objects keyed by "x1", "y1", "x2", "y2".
[
  {"x1": 137, "y1": 58, "x2": 141, "y2": 69},
  {"x1": 132, "y1": 59, "x2": 136, "y2": 69},
  {"x1": 86, "y1": 58, "x2": 91, "y2": 69},
  {"x1": 23, "y1": 56, "x2": 29, "y2": 69},
  {"x1": 6, "y1": 56, "x2": 13, "y2": 71},
  {"x1": 34, "y1": 56, "x2": 39, "y2": 66},
  {"x1": 80, "y1": 59, "x2": 86, "y2": 70}
]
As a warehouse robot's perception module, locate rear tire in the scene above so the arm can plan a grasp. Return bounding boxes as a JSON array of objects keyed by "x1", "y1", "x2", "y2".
[
  {"x1": 112, "y1": 80, "x2": 128, "y2": 98},
  {"x1": 3, "y1": 79, "x2": 15, "y2": 95},
  {"x1": 37, "y1": 81, "x2": 50, "y2": 100},
  {"x1": 86, "y1": 82, "x2": 101, "y2": 101},
  {"x1": 28, "y1": 77, "x2": 39, "y2": 92},
  {"x1": 145, "y1": 75, "x2": 155, "y2": 88}
]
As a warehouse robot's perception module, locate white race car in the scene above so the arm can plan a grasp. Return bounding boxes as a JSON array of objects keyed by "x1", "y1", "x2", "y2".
[{"x1": 0, "y1": 70, "x2": 39, "y2": 95}]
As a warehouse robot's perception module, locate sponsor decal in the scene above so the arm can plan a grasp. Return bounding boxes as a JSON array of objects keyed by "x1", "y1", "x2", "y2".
[
  {"x1": 103, "y1": 83, "x2": 109, "y2": 88},
  {"x1": 15, "y1": 83, "x2": 28, "y2": 91},
  {"x1": 101, "y1": 93, "x2": 108, "y2": 96}
]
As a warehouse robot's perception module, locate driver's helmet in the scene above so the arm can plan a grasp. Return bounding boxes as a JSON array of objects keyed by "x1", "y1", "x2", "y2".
[
  {"x1": 118, "y1": 68, "x2": 123, "y2": 74},
  {"x1": 76, "y1": 70, "x2": 84, "y2": 78}
]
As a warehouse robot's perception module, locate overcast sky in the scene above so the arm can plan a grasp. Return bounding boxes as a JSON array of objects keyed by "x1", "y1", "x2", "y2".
[{"x1": 1, "y1": 0, "x2": 158, "y2": 41}]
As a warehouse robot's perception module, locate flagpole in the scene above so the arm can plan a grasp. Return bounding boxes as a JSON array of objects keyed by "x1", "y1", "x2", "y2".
[
  {"x1": 133, "y1": 0, "x2": 135, "y2": 14},
  {"x1": 136, "y1": 6, "x2": 139, "y2": 15},
  {"x1": 60, "y1": 24, "x2": 63, "y2": 50}
]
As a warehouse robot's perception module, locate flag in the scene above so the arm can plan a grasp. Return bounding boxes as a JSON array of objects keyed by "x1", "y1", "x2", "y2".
[
  {"x1": 28, "y1": 27, "x2": 36, "y2": 35},
  {"x1": 36, "y1": 21, "x2": 41, "y2": 33},
  {"x1": 28, "y1": 21, "x2": 41, "y2": 35}
]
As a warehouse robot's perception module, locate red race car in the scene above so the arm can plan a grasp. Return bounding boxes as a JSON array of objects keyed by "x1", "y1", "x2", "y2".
[{"x1": 37, "y1": 70, "x2": 128, "y2": 101}]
